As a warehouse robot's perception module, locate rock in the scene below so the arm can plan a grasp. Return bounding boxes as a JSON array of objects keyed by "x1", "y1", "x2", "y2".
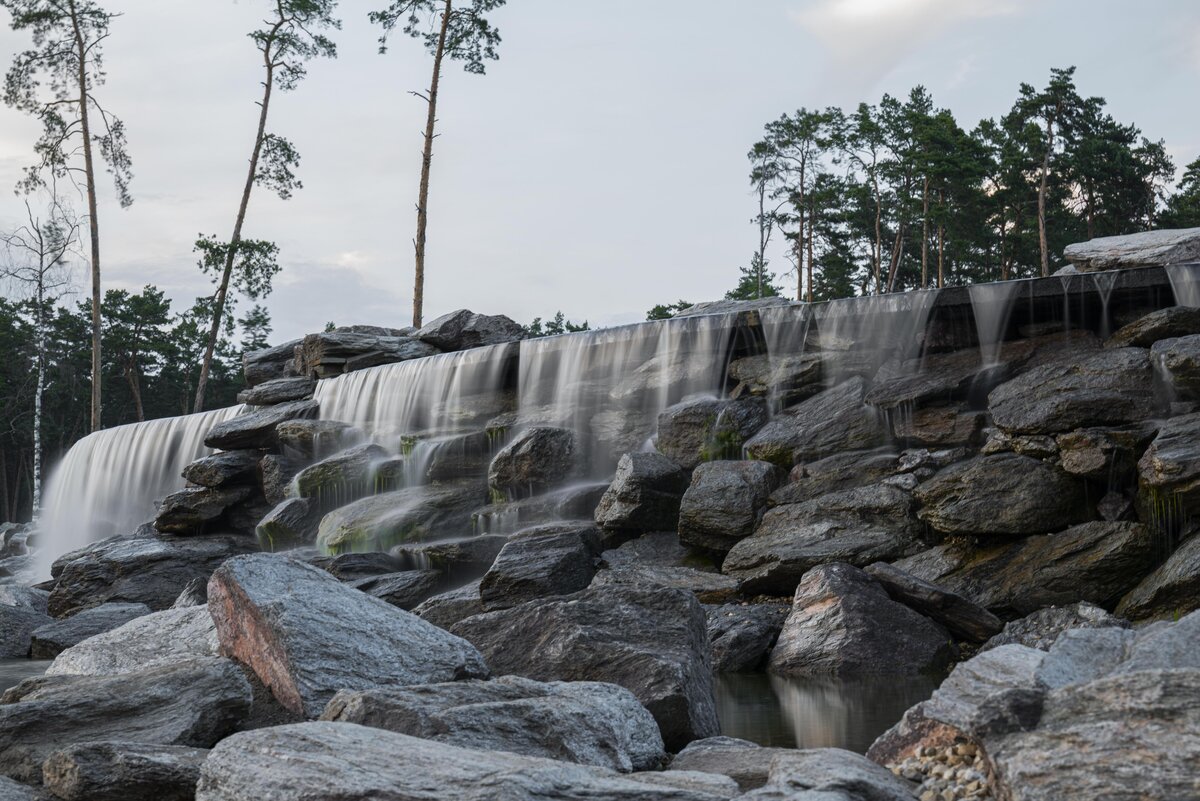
[
  {"x1": 980, "y1": 602, "x2": 1128, "y2": 653},
  {"x1": 896, "y1": 521, "x2": 1159, "y2": 617},
  {"x1": 674, "y1": 297, "x2": 792, "y2": 318},
  {"x1": 0, "y1": 586, "x2": 48, "y2": 614},
  {"x1": 723, "y1": 484, "x2": 922, "y2": 596},
  {"x1": 242, "y1": 339, "x2": 300, "y2": 387},
  {"x1": 349, "y1": 570, "x2": 443, "y2": 610},
  {"x1": 293, "y1": 443, "x2": 389, "y2": 511},
  {"x1": 42, "y1": 742, "x2": 208, "y2": 801},
  {"x1": 29, "y1": 602, "x2": 150, "y2": 659},
  {"x1": 307, "y1": 551, "x2": 402, "y2": 581},
  {"x1": 258, "y1": 454, "x2": 301, "y2": 506},
  {"x1": 705, "y1": 604, "x2": 788, "y2": 672},
  {"x1": 0, "y1": 776, "x2": 41, "y2": 799},
  {"x1": 412, "y1": 579, "x2": 484, "y2": 630},
  {"x1": 256, "y1": 498, "x2": 318, "y2": 551},
  {"x1": 204, "y1": 400, "x2": 319, "y2": 451},
  {"x1": 153, "y1": 485, "x2": 253, "y2": 535},
  {"x1": 740, "y1": 748, "x2": 918, "y2": 801},
  {"x1": 768, "y1": 449, "x2": 900, "y2": 506},
  {"x1": 589, "y1": 408, "x2": 657, "y2": 464},
  {"x1": 236, "y1": 375, "x2": 316, "y2": 406},
  {"x1": 727, "y1": 352, "x2": 824, "y2": 408},
  {"x1": 487, "y1": 427, "x2": 580, "y2": 497},
  {"x1": 593, "y1": 563, "x2": 739, "y2": 604},
  {"x1": 1153, "y1": 333, "x2": 1200, "y2": 400},
  {"x1": 420, "y1": 431, "x2": 494, "y2": 482},
  {"x1": 451, "y1": 584, "x2": 718, "y2": 750},
  {"x1": 47, "y1": 605, "x2": 219, "y2": 677},
  {"x1": 175, "y1": 578, "x2": 211, "y2": 610},
  {"x1": 207, "y1": 554, "x2": 489, "y2": 718},
  {"x1": 182, "y1": 450, "x2": 262, "y2": 488},
  {"x1": 1106, "y1": 305, "x2": 1200, "y2": 348},
  {"x1": 677, "y1": 461, "x2": 784, "y2": 553},
  {"x1": 1055, "y1": 426, "x2": 1149, "y2": 481},
  {"x1": 863, "y1": 562, "x2": 1002, "y2": 643},
  {"x1": 667, "y1": 736, "x2": 786, "y2": 791},
  {"x1": 479, "y1": 523, "x2": 600, "y2": 610},
  {"x1": 0, "y1": 658, "x2": 251, "y2": 784},
  {"x1": 315, "y1": 482, "x2": 481, "y2": 552},
  {"x1": 321, "y1": 675, "x2": 665, "y2": 772},
  {"x1": 988, "y1": 668, "x2": 1200, "y2": 801},
  {"x1": 914, "y1": 453, "x2": 1090, "y2": 537},
  {"x1": 768, "y1": 563, "x2": 957, "y2": 677},
  {"x1": 48, "y1": 535, "x2": 257, "y2": 618},
  {"x1": 988, "y1": 347, "x2": 1157, "y2": 434},
  {"x1": 413, "y1": 309, "x2": 525, "y2": 351},
  {"x1": 865, "y1": 348, "x2": 1008, "y2": 411},
  {"x1": 1118, "y1": 531, "x2": 1200, "y2": 620},
  {"x1": 1063, "y1": 226, "x2": 1200, "y2": 271},
  {"x1": 744, "y1": 377, "x2": 886, "y2": 467},
  {"x1": 194, "y1": 721, "x2": 735, "y2": 801},
  {"x1": 655, "y1": 397, "x2": 768, "y2": 469},
  {"x1": 392, "y1": 535, "x2": 508, "y2": 574},
  {"x1": 0, "y1": 604, "x2": 52, "y2": 658},
  {"x1": 295, "y1": 330, "x2": 439, "y2": 379},
  {"x1": 1116, "y1": 608, "x2": 1200, "y2": 673},
  {"x1": 594, "y1": 452, "x2": 689, "y2": 535},
  {"x1": 892, "y1": 403, "x2": 986, "y2": 447},
  {"x1": 1136, "y1": 412, "x2": 1200, "y2": 523},
  {"x1": 274, "y1": 420, "x2": 357, "y2": 460}
]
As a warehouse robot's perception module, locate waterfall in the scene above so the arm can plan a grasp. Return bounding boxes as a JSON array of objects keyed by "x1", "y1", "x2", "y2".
[
  {"x1": 1090, "y1": 270, "x2": 1120, "y2": 338},
  {"x1": 811, "y1": 290, "x2": 939, "y2": 380},
  {"x1": 968, "y1": 281, "x2": 1024, "y2": 367},
  {"x1": 36, "y1": 405, "x2": 246, "y2": 575},
  {"x1": 1167, "y1": 262, "x2": 1200, "y2": 307}
]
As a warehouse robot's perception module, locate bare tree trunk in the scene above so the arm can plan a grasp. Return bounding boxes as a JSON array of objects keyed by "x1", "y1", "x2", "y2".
[
  {"x1": 32, "y1": 282, "x2": 45, "y2": 519},
  {"x1": 872, "y1": 175, "x2": 883, "y2": 294},
  {"x1": 885, "y1": 224, "x2": 905, "y2": 293},
  {"x1": 937, "y1": 190, "x2": 945, "y2": 288},
  {"x1": 792, "y1": 236, "x2": 803, "y2": 301},
  {"x1": 412, "y1": 0, "x2": 452, "y2": 328},
  {"x1": 921, "y1": 176, "x2": 929, "y2": 287},
  {"x1": 193, "y1": 55, "x2": 277, "y2": 412},
  {"x1": 70, "y1": 0, "x2": 103, "y2": 432},
  {"x1": 1037, "y1": 118, "x2": 1054, "y2": 278},
  {"x1": 126, "y1": 363, "x2": 145, "y2": 422},
  {"x1": 806, "y1": 204, "x2": 814, "y2": 303}
]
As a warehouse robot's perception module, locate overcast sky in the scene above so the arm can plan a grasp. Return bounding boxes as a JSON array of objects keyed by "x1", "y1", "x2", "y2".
[{"x1": 1, "y1": 0, "x2": 1198, "y2": 342}]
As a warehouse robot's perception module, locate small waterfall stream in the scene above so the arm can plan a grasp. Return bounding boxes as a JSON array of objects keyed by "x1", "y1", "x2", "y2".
[
  {"x1": 968, "y1": 281, "x2": 1023, "y2": 367},
  {"x1": 1167, "y1": 262, "x2": 1200, "y2": 307}
]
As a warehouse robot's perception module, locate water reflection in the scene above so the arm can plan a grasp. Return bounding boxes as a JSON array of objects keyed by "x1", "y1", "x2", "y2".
[
  {"x1": 0, "y1": 660, "x2": 50, "y2": 693},
  {"x1": 715, "y1": 672, "x2": 939, "y2": 753}
]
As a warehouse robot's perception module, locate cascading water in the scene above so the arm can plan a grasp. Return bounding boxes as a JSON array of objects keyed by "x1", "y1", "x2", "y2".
[
  {"x1": 968, "y1": 280, "x2": 1024, "y2": 367},
  {"x1": 36, "y1": 405, "x2": 246, "y2": 575},
  {"x1": 1167, "y1": 262, "x2": 1200, "y2": 307},
  {"x1": 1090, "y1": 270, "x2": 1120, "y2": 338},
  {"x1": 811, "y1": 290, "x2": 939, "y2": 382}
]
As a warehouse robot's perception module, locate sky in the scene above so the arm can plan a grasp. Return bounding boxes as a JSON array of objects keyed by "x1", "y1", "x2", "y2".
[{"x1": 1, "y1": 0, "x2": 1198, "y2": 342}]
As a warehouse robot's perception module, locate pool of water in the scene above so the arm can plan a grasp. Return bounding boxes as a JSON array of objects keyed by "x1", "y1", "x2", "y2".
[
  {"x1": 714, "y1": 672, "x2": 939, "y2": 753},
  {"x1": 0, "y1": 660, "x2": 51, "y2": 693}
]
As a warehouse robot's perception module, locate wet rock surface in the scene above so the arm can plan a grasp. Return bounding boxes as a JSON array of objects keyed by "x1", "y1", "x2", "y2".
[
  {"x1": 479, "y1": 523, "x2": 600, "y2": 610},
  {"x1": 41, "y1": 741, "x2": 208, "y2": 801},
  {"x1": 864, "y1": 562, "x2": 1002, "y2": 643},
  {"x1": 0, "y1": 604, "x2": 51, "y2": 659},
  {"x1": 656, "y1": 397, "x2": 768, "y2": 470},
  {"x1": 204, "y1": 400, "x2": 319, "y2": 451},
  {"x1": 29, "y1": 602, "x2": 150, "y2": 659},
  {"x1": 315, "y1": 482, "x2": 481, "y2": 552},
  {"x1": 182, "y1": 450, "x2": 262, "y2": 488},
  {"x1": 47, "y1": 605, "x2": 219, "y2": 677},
  {"x1": 236, "y1": 375, "x2": 317, "y2": 406},
  {"x1": 678, "y1": 461, "x2": 784, "y2": 553},
  {"x1": 704, "y1": 604, "x2": 789, "y2": 672},
  {"x1": 744, "y1": 377, "x2": 887, "y2": 466},
  {"x1": 594, "y1": 452, "x2": 689, "y2": 535}
]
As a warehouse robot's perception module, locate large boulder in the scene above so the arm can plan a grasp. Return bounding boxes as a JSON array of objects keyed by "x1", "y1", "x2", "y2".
[
  {"x1": 0, "y1": 604, "x2": 52, "y2": 659},
  {"x1": 864, "y1": 562, "x2": 1002, "y2": 643},
  {"x1": 412, "y1": 579, "x2": 485, "y2": 630},
  {"x1": 744, "y1": 377, "x2": 886, "y2": 467},
  {"x1": 487, "y1": 427, "x2": 580, "y2": 498},
  {"x1": 1136, "y1": 412, "x2": 1200, "y2": 523},
  {"x1": 705, "y1": 604, "x2": 789, "y2": 672},
  {"x1": 182, "y1": 450, "x2": 262, "y2": 488},
  {"x1": 914, "y1": 453, "x2": 1090, "y2": 538},
  {"x1": 0, "y1": 586, "x2": 48, "y2": 614},
  {"x1": 295, "y1": 329, "x2": 438, "y2": 379},
  {"x1": 677, "y1": 461, "x2": 784, "y2": 553},
  {"x1": 593, "y1": 531, "x2": 735, "y2": 604},
  {"x1": 321, "y1": 675, "x2": 665, "y2": 772},
  {"x1": 987, "y1": 347, "x2": 1157, "y2": 434},
  {"x1": 979, "y1": 602, "x2": 1127, "y2": 653},
  {"x1": 204, "y1": 400, "x2": 319, "y2": 451},
  {"x1": 236, "y1": 375, "x2": 316, "y2": 406},
  {"x1": 723, "y1": 484, "x2": 923, "y2": 596},
  {"x1": 153, "y1": 485, "x2": 253, "y2": 535},
  {"x1": 274, "y1": 420, "x2": 357, "y2": 461},
  {"x1": 315, "y1": 482, "x2": 481, "y2": 552},
  {"x1": 207, "y1": 554, "x2": 489, "y2": 718},
  {"x1": 740, "y1": 748, "x2": 919, "y2": 801},
  {"x1": 768, "y1": 563, "x2": 957, "y2": 677},
  {"x1": 42, "y1": 741, "x2": 208, "y2": 801},
  {"x1": 1063, "y1": 227, "x2": 1200, "y2": 271},
  {"x1": 1153, "y1": 333, "x2": 1200, "y2": 400},
  {"x1": 349, "y1": 570, "x2": 443, "y2": 611},
  {"x1": 451, "y1": 584, "x2": 719, "y2": 750},
  {"x1": 0, "y1": 776, "x2": 41, "y2": 799},
  {"x1": 413, "y1": 309, "x2": 525, "y2": 351},
  {"x1": 194, "y1": 721, "x2": 736, "y2": 801},
  {"x1": 256, "y1": 498, "x2": 319, "y2": 551},
  {"x1": 0, "y1": 657, "x2": 251, "y2": 784},
  {"x1": 594, "y1": 452, "x2": 689, "y2": 536},
  {"x1": 29, "y1": 602, "x2": 150, "y2": 659},
  {"x1": 48, "y1": 534, "x2": 257, "y2": 618},
  {"x1": 655, "y1": 397, "x2": 767, "y2": 469},
  {"x1": 47, "y1": 605, "x2": 218, "y2": 677},
  {"x1": 666, "y1": 736, "x2": 786, "y2": 791},
  {"x1": 293, "y1": 443, "x2": 389, "y2": 511},
  {"x1": 1055, "y1": 425, "x2": 1150, "y2": 482},
  {"x1": 479, "y1": 523, "x2": 600, "y2": 610},
  {"x1": 1117, "y1": 530, "x2": 1200, "y2": 620},
  {"x1": 1106, "y1": 305, "x2": 1200, "y2": 348},
  {"x1": 768, "y1": 448, "x2": 901, "y2": 506},
  {"x1": 242, "y1": 339, "x2": 301, "y2": 388}
]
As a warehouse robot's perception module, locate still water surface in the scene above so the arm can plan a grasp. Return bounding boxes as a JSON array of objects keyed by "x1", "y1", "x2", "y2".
[{"x1": 0, "y1": 660, "x2": 51, "y2": 693}]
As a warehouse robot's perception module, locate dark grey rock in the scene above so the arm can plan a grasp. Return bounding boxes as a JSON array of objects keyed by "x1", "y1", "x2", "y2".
[
  {"x1": 182, "y1": 450, "x2": 261, "y2": 488},
  {"x1": 768, "y1": 563, "x2": 957, "y2": 677},
  {"x1": 413, "y1": 579, "x2": 484, "y2": 630},
  {"x1": 1106, "y1": 305, "x2": 1200, "y2": 348},
  {"x1": 273, "y1": 420, "x2": 357, "y2": 461},
  {"x1": 914, "y1": 453, "x2": 1090, "y2": 538},
  {"x1": 863, "y1": 562, "x2": 1002, "y2": 643},
  {"x1": 29, "y1": 602, "x2": 150, "y2": 659},
  {"x1": 236, "y1": 376, "x2": 316, "y2": 406},
  {"x1": 413, "y1": 309, "x2": 525, "y2": 351},
  {"x1": 315, "y1": 482, "x2": 482, "y2": 553},
  {"x1": 153, "y1": 486, "x2": 253, "y2": 535},
  {"x1": 204, "y1": 400, "x2": 319, "y2": 451},
  {"x1": 293, "y1": 443, "x2": 388, "y2": 512},
  {"x1": 594, "y1": 452, "x2": 689, "y2": 535},
  {"x1": 739, "y1": 748, "x2": 918, "y2": 801},
  {"x1": 656, "y1": 397, "x2": 768, "y2": 469},
  {"x1": 392, "y1": 535, "x2": 508, "y2": 574},
  {"x1": 705, "y1": 604, "x2": 789, "y2": 672},
  {"x1": 0, "y1": 586, "x2": 48, "y2": 614},
  {"x1": 207, "y1": 554, "x2": 488, "y2": 718},
  {"x1": 0, "y1": 657, "x2": 251, "y2": 784},
  {"x1": 1118, "y1": 531, "x2": 1200, "y2": 620},
  {"x1": 307, "y1": 551, "x2": 402, "y2": 581},
  {"x1": 47, "y1": 605, "x2": 218, "y2": 677},
  {"x1": 744, "y1": 377, "x2": 886, "y2": 467},
  {"x1": 1055, "y1": 426, "x2": 1150, "y2": 482},
  {"x1": 0, "y1": 776, "x2": 42, "y2": 800},
  {"x1": 980, "y1": 602, "x2": 1128, "y2": 653},
  {"x1": 321, "y1": 675, "x2": 665, "y2": 772},
  {"x1": 256, "y1": 498, "x2": 318, "y2": 551},
  {"x1": 349, "y1": 570, "x2": 443, "y2": 611},
  {"x1": 592, "y1": 563, "x2": 738, "y2": 605},
  {"x1": 674, "y1": 297, "x2": 791, "y2": 318},
  {"x1": 668, "y1": 736, "x2": 787, "y2": 791},
  {"x1": 487, "y1": 427, "x2": 580, "y2": 497},
  {"x1": 1136, "y1": 412, "x2": 1200, "y2": 523},
  {"x1": 242, "y1": 339, "x2": 300, "y2": 388},
  {"x1": 727, "y1": 352, "x2": 824, "y2": 408},
  {"x1": 42, "y1": 741, "x2": 208, "y2": 801},
  {"x1": 1153, "y1": 333, "x2": 1200, "y2": 400},
  {"x1": 295, "y1": 330, "x2": 439, "y2": 379},
  {"x1": 865, "y1": 348, "x2": 1008, "y2": 411},
  {"x1": 480, "y1": 523, "x2": 600, "y2": 610},
  {"x1": 0, "y1": 604, "x2": 52, "y2": 658},
  {"x1": 258, "y1": 454, "x2": 301, "y2": 507},
  {"x1": 768, "y1": 449, "x2": 900, "y2": 506},
  {"x1": 892, "y1": 403, "x2": 987, "y2": 447},
  {"x1": 451, "y1": 584, "x2": 719, "y2": 750},
  {"x1": 677, "y1": 461, "x2": 784, "y2": 554},
  {"x1": 1063, "y1": 227, "x2": 1200, "y2": 271}
]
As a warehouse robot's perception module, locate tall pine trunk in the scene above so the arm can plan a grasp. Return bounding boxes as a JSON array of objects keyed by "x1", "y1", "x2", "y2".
[
  {"x1": 921, "y1": 176, "x2": 929, "y2": 287},
  {"x1": 412, "y1": 0, "x2": 452, "y2": 328},
  {"x1": 1036, "y1": 117, "x2": 1054, "y2": 278},
  {"x1": 806, "y1": 202, "x2": 815, "y2": 303}
]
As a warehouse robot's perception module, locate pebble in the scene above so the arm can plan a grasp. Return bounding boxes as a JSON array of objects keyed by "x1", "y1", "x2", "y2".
[{"x1": 888, "y1": 740, "x2": 995, "y2": 800}]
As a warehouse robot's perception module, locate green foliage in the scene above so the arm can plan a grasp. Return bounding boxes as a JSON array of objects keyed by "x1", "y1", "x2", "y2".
[
  {"x1": 370, "y1": 0, "x2": 505, "y2": 74},
  {"x1": 726, "y1": 255, "x2": 783, "y2": 300},
  {"x1": 238, "y1": 305, "x2": 273, "y2": 353},
  {"x1": 194, "y1": 236, "x2": 282, "y2": 302},
  {"x1": 1161, "y1": 158, "x2": 1200, "y2": 228},
  {"x1": 253, "y1": 0, "x2": 341, "y2": 92},
  {"x1": 524, "y1": 311, "x2": 589, "y2": 337},
  {"x1": 646, "y1": 301, "x2": 692, "y2": 321}
]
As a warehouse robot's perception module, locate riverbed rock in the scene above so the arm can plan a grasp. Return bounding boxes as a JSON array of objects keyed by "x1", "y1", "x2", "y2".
[
  {"x1": 1152, "y1": 332, "x2": 1200, "y2": 400},
  {"x1": 656, "y1": 397, "x2": 768, "y2": 469},
  {"x1": 321, "y1": 675, "x2": 665, "y2": 772},
  {"x1": 979, "y1": 602, "x2": 1128, "y2": 653},
  {"x1": 413, "y1": 309, "x2": 525, "y2": 351},
  {"x1": 1106, "y1": 305, "x2": 1200, "y2": 348},
  {"x1": 413, "y1": 579, "x2": 484, "y2": 630},
  {"x1": 768, "y1": 563, "x2": 957, "y2": 677},
  {"x1": 480, "y1": 523, "x2": 600, "y2": 610},
  {"x1": 723, "y1": 484, "x2": 922, "y2": 596},
  {"x1": 0, "y1": 604, "x2": 52, "y2": 658},
  {"x1": 242, "y1": 339, "x2": 301, "y2": 387},
  {"x1": 865, "y1": 348, "x2": 1005, "y2": 411},
  {"x1": 741, "y1": 748, "x2": 919, "y2": 801},
  {"x1": 0, "y1": 657, "x2": 251, "y2": 784},
  {"x1": 1063, "y1": 227, "x2": 1200, "y2": 271},
  {"x1": 207, "y1": 554, "x2": 489, "y2": 718},
  {"x1": 728, "y1": 352, "x2": 824, "y2": 408},
  {"x1": 451, "y1": 584, "x2": 718, "y2": 750},
  {"x1": 914, "y1": 452, "x2": 1090, "y2": 537},
  {"x1": 236, "y1": 375, "x2": 316, "y2": 406},
  {"x1": 257, "y1": 454, "x2": 300, "y2": 506},
  {"x1": 41, "y1": 741, "x2": 208, "y2": 801},
  {"x1": 29, "y1": 602, "x2": 150, "y2": 659},
  {"x1": 295, "y1": 330, "x2": 439, "y2": 379},
  {"x1": 594, "y1": 452, "x2": 689, "y2": 536},
  {"x1": 863, "y1": 562, "x2": 1002, "y2": 643},
  {"x1": 677, "y1": 461, "x2": 784, "y2": 553},
  {"x1": 705, "y1": 604, "x2": 789, "y2": 672},
  {"x1": 293, "y1": 443, "x2": 388, "y2": 511},
  {"x1": 315, "y1": 481, "x2": 481, "y2": 552},
  {"x1": 487, "y1": 427, "x2": 580, "y2": 497},
  {"x1": 1117, "y1": 531, "x2": 1200, "y2": 620},
  {"x1": 988, "y1": 347, "x2": 1157, "y2": 434},
  {"x1": 349, "y1": 569, "x2": 443, "y2": 610},
  {"x1": 153, "y1": 485, "x2": 253, "y2": 535},
  {"x1": 1136, "y1": 412, "x2": 1200, "y2": 522},
  {"x1": 182, "y1": 450, "x2": 262, "y2": 488},
  {"x1": 891, "y1": 403, "x2": 987, "y2": 447},
  {"x1": 194, "y1": 721, "x2": 735, "y2": 801},
  {"x1": 48, "y1": 534, "x2": 257, "y2": 618},
  {"x1": 744, "y1": 377, "x2": 886, "y2": 467},
  {"x1": 47, "y1": 605, "x2": 218, "y2": 676}
]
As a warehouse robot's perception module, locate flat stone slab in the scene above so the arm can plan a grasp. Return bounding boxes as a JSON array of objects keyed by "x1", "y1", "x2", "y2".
[{"x1": 1063, "y1": 227, "x2": 1200, "y2": 272}]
